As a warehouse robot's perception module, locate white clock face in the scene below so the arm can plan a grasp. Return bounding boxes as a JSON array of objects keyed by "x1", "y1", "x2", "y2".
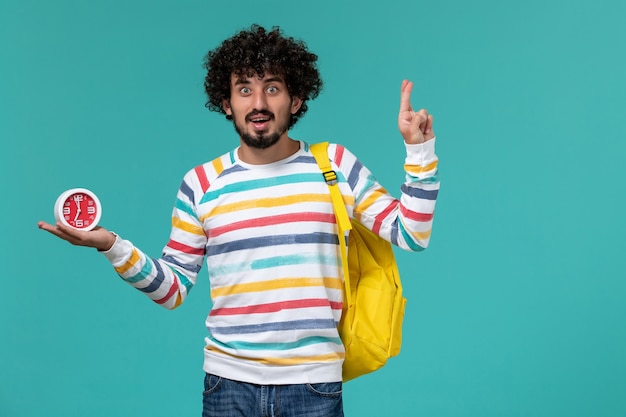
[{"x1": 54, "y1": 188, "x2": 102, "y2": 231}]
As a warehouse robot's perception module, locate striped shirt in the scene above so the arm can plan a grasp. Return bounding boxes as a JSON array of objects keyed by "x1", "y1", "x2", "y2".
[{"x1": 103, "y1": 139, "x2": 439, "y2": 384}]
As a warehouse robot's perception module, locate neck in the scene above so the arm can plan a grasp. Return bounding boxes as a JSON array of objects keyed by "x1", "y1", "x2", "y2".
[{"x1": 238, "y1": 136, "x2": 300, "y2": 165}]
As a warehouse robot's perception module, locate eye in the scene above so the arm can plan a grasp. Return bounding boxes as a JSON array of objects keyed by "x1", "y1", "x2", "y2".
[
  {"x1": 239, "y1": 87, "x2": 251, "y2": 95},
  {"x1": 267, "y1": 85, "x2": 278, "y2": 94}
]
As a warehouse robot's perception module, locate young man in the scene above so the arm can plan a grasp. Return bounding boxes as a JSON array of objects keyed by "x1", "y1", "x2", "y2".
[{"x1": 38, "y1": 24, "x2": 439, "y2": 417}]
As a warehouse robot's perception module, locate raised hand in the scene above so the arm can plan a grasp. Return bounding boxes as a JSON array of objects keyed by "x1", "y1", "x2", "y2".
[{"x1": 398, "y1": 80, "x2": 435, "y2": 144}]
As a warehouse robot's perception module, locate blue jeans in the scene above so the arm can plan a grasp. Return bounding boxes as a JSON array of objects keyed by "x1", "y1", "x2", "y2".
[{"x1": 202, "y1": 373, "x2": 344, "y2": 417}]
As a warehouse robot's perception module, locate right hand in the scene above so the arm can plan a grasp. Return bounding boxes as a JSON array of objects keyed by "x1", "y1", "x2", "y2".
[
  {"x1": 398, "y1": 80, "x2": 435, "y2": 145},
  {"x1": 37, "y1": 221, "x2": 117, "y2": 252}
]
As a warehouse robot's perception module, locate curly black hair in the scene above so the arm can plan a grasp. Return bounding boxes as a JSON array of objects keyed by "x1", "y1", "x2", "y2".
[{"x1": 203, "y1": 24, "x2": 323, "y2": 129}]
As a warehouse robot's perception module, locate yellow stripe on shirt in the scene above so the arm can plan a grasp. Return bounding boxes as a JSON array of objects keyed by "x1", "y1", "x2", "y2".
[
  {"x1": 358, "y1": 187, "x2": 390, "y2": 213},
  {"x1": 114, "y1": 248, "x2": 141, "y2": 274},
  {"x1": 205, "y1": 345, "x2": 344, "y2": 366},
  {"x1": 201, "y1": 194, "x2": 339, "y2": 221},
  {"x1": 404, "y1": 159, "x2": 438, "y2": 175},
  {"x1": 172, "y1": 217, "x2": 205, "y2": 235},
  {"x1": 211, "y1": 277, "x2": 343, "y2": 299},
  {"x1": 212, "y1": 157, "x2": 224, "y2": 176}
]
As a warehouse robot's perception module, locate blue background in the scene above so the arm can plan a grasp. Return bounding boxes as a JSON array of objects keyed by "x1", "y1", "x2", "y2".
[{"x1": 2, "y1": 0, "x2": 625, "y2": 416}]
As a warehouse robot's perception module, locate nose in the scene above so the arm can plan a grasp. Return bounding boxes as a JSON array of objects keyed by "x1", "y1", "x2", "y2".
[{"x1": 252, "y1": 90, "x2": 268, "y2": 110}]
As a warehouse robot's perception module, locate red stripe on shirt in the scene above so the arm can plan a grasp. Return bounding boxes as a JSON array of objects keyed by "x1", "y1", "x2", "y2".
[
  {"x1": 400, "y1": 204, "x2": 434, "y2": 222},
  {"x1": 334, "y1": 145, "x2": 345, "y2": 166},
  {"x1": 154, "y1": 279, "x2": 179, "y2": 305},
  {"x1": 194, "y1": 166, "x2": 211, "y2": 193},
  {"x1": 209, "y1": 212, "x2": 337, "y2": 238},
  {"x1": 210, "y1": 299, "x2": 343, "y2": 316},
  {"x1": 372, "y1": 200, "x2": 399, "y2": 235},
  {"x1": 167, "y1": 239, "x2": 205, "y2": 256}
]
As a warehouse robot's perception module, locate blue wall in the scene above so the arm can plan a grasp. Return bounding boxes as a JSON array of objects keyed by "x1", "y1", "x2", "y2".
[{"x1": 2, "y1": 0, "x2": 625, "y2": 415}]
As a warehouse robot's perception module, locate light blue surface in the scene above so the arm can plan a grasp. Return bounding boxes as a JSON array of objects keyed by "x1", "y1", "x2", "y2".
[{"x1": 2, "y1": 1, "x2": 625, "y2": 416}]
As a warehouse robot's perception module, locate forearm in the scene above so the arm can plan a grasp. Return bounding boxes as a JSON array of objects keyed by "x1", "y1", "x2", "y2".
[
  {"x1": 351, "y1": 139, "x2": 439, "y2": 251},
  {"x1": 101, "y1": 233, "x2": 201, "y2": 310},
  {"x1": 397, "y1": 138, "x2": 439, "y2": 250}
]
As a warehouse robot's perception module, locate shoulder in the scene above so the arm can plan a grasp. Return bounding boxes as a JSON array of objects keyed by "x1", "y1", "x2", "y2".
[
  {"x1": 181, "y1": 149, "x2": 239, "y2": 194},
  {"x1": 327, "y1": 142, "x2": 360, "y2": 170},
  {"x1": 306, "y1": 141, "x2": 356, "y2": 167}
]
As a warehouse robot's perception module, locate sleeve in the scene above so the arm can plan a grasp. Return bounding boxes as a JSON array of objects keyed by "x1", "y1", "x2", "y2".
[
  {"x1": 100, "y1": 169, "x2": 208, "y2": 309},
  {"x1": 335, "y1": 138, "x2": 439, "y2": 252}
]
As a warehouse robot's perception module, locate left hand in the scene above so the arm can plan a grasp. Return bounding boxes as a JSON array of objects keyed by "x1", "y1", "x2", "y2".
[
  {"x1": 398, "y1": 80, "x2": 435, "y2": 144},
  {"x1": 37, "y1": 221, "x2": 117, "y2": 252}
]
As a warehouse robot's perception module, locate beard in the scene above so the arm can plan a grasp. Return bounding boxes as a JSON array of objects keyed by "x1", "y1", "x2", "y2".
[
  {"x1": 232, "y1": 109, "x2": 290, "y2": 150},
  {"x1": 239, "y1": 129, "x2": 281, "y2": 150}
]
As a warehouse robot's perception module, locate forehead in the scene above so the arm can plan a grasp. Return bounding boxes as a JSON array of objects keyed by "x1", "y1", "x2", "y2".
[{"x1": 230, "y1": 71, "x2": 286, "y2": 85}]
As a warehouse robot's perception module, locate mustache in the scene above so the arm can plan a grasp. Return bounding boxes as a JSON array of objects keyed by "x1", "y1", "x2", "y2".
[{"x1": 246, "y1": 110, "x2": 275, "y2": 121}]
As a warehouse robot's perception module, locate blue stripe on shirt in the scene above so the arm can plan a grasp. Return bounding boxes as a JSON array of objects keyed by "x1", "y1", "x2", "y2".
[
  {"x1": 179, "y1": 180, "x2": 194, "y2": 202},
  {"x1": 175, "y1": 198, "x2": 196, "y2": 218},
  {"x1": 398, "y1": 220, "x2": 426, "y2": 252},
  {"x1": 210, "y1": 253, "x2": 340, "y2": 277},
  {"x1": 206, "y1": 334, "x2": 343, "y2": 351},
  {"x1": 200, "y1": 173, "x2": 329, "y2": 204},
  {"x1": 208, "y1": 319, "x2": 338, "y2": 335},
  {"x1": 400, "y1": 184, "x2": 439, "y2": 200},
  {"x1": 207, "y1": 232, "x2": 339, "y2": 256},
  {"x1": 347, "y1": 159, "x2": 364, "y2": 189}
]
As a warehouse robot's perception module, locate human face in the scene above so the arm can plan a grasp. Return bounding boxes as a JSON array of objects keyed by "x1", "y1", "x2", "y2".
[{"x1": 222, "y1": 73, "x2": 302, "y2": 149}]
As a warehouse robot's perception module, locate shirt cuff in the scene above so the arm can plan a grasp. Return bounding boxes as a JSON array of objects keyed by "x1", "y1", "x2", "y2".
[
  {"x1": 405, "y1": 137, "x2": 437, "y2": 166},
  {"x1": 100, "y1": 233, "x2": 134, "y2": 268}
]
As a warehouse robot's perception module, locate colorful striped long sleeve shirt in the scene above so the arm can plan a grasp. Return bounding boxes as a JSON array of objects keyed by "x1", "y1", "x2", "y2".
[{"x1": 102, "y1": 139, "x2": 439, "y2": 384}]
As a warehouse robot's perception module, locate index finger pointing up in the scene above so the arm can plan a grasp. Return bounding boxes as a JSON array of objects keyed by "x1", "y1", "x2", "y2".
[{"x1": 400, "y1": 80, "x2": 414, "y2": 112}]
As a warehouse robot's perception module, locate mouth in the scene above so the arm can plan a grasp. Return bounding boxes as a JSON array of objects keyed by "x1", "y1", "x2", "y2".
[{"x1": 247, "y1": 113, "x2": 273, "y2": 130}]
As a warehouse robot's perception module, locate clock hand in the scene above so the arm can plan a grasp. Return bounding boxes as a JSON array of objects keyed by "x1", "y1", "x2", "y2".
[{"x1": 73, "y1": 196, "x2": 82, "y2": 220}]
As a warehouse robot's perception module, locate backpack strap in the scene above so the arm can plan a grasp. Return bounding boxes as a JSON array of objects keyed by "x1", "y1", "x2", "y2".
[{"x1": 310, "y1": 142, "x2": 353, "y2": 308}]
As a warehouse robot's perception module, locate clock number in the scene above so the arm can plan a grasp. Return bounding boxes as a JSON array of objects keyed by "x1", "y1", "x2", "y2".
[
  {"x1": 87, "y1": 207, "x2": 96, "y2": 215},
  {"x1": 75, "y1": 220, "x2": 83, "y2": 227},
  {"x1": 63, "y1": 207, "x2": 71, "y2": 215}
]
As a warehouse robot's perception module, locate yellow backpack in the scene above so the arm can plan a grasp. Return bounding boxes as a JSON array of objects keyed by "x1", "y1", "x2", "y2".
[{"x1": 311, "y1": 142, "x2": 407, "y2": 382}]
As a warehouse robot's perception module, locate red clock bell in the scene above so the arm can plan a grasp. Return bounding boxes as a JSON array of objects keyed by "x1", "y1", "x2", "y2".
[{"x1": 54, "y1": 188, "x2": 102, "y2": 231}]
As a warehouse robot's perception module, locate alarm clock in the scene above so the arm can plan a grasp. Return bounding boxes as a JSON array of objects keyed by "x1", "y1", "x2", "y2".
[{"x1": 54, "y1": 188, "x2": 102, "y2": 231}]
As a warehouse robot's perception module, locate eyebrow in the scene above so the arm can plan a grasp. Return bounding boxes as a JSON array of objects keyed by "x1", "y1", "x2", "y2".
[{"x1": 233, "y1": 76, "x2": 285, "y2": 85}]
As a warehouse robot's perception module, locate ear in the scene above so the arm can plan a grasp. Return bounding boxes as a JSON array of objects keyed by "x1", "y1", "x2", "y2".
[
  {"x1": 222, "y1": 98, "x2": 232, "y2": 116},
  {"x1": 291, "y1": 96, "x2": 303, "y2": 114}
]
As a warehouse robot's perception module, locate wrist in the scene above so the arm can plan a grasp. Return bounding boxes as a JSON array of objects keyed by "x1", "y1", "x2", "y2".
[{"x1": 97, "y1": 231, "x2": 118, "y2": 252}]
